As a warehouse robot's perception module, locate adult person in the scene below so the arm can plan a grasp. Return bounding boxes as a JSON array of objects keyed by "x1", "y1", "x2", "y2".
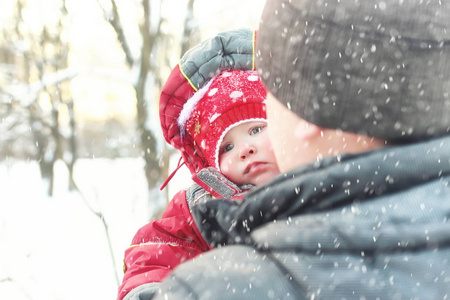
[{"x1": 153, "y1": 0, "x2": 450, "y2": 299}]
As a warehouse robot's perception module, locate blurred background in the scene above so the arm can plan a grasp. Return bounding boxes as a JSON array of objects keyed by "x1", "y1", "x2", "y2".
[{"x1": 0, "y1": 0, "x2": 264, "y2": 298}]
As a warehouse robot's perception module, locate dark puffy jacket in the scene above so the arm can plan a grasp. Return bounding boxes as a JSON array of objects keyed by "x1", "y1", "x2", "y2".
[{"x1": 154, "y1": 135, "x2": 450, "y2": 299}]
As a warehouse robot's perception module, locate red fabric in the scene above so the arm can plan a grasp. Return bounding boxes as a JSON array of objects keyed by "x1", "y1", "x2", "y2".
[
  {"x1": 159, "y1": 65, "x2": 206, "y2": 175},
  {"x1": 117, "y1": 190, "x2": 212, "y2": 300}
]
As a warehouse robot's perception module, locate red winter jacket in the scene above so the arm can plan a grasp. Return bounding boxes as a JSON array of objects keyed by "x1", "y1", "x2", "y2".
[{"x1": 117, "y1": 183, "x2": 245, "y2": 300}]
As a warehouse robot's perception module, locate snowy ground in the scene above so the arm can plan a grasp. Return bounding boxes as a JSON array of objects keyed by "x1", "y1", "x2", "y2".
[{"x1": 0, "y1": 158, "x2": 190, "y2": 300}]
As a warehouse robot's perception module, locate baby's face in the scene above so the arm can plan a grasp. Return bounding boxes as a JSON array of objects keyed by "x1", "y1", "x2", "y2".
[{"x1": 218, "y1": 121, "x2": 280, "y2": 186}]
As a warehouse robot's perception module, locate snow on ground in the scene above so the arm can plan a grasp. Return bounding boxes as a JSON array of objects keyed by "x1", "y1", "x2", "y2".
[{"x1": 0, "y1": 158, "x2": 190, "y2": 300}]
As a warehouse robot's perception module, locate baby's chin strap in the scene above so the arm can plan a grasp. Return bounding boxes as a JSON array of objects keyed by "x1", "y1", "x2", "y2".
[
  {"x1": 160, "y1": 158, "x2": 251, "y2": 200},
  {"x1": 192, "y1": 167, "x2": 244, "y2": 199},
  {"x1": 160, "y1": 156, "x2": 185, "y2": 191}
]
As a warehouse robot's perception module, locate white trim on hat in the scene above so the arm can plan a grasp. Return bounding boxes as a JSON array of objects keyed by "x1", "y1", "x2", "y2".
[
  {"x1": 214, "y1": 118, "x2": 267, "y2": 170},
  {"x1": 177, "y1": 74, "x2": 218, "y2": 139}
]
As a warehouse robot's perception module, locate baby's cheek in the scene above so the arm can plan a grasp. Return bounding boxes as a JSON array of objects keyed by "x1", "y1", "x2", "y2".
[
  {"x1": 265, "y1": 137, "x2": 274, "y2": 150},
  {"x1": 219, "y1": 158, "x2": 233, "y2": 172},
  {"x1": 220, "y1": 162, "x2": 230, "y2": 172}
]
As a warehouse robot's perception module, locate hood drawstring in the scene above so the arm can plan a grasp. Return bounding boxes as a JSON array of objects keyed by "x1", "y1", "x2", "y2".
[{"x1": 160, "y1": 156, "x2": 185, "y2": 191}]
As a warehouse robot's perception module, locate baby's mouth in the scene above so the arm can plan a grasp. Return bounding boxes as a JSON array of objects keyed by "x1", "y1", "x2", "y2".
[{"x1": 244, "y1": 162, "x2": 264, "y2": 175}]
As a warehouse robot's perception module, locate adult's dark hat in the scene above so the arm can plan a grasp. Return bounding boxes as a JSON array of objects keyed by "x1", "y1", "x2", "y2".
[{"x1": 257, "y1": 0, "x2": 450, "y2": 141}]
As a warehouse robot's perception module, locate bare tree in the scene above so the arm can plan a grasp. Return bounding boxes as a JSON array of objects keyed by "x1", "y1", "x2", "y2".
[
  {"x1": 0, "y1": 0, "x2": 77, "y2": 196},
  {"x1": 181, "y1": 0, "x2": 200, "y2": 56},
  {"x1": 1, "y1": 0, "x2": 199, "y2": 209},
  {"x1": 97, "y1": 0, "x2": 198, "y2": 218}
]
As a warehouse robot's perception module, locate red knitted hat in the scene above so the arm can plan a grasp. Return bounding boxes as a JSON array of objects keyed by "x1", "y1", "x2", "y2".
[{"x1": 178, "y1": 70, "x2": 267, "y2": 170}]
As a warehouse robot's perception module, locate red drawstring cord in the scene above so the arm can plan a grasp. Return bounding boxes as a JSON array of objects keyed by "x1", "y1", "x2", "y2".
[{"x1": 160, "y1": 156, "x2": 185, "y2": 191}]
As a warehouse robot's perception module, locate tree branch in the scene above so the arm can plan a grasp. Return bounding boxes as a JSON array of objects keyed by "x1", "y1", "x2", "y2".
[
  {"x1": 96, "y1": 0, "x2": 134, "y2": 68},
  {"x1": 180, "y1": 0, "x2": 199, "y2": 56},
  {"x1": 67, "y1": 169, "x2": 120, "y2": 288}
]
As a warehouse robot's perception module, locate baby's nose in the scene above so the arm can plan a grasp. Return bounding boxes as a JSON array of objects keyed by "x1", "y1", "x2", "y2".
[{"x1": 240, "y1": 144, "x2": 256, "y2": 160}]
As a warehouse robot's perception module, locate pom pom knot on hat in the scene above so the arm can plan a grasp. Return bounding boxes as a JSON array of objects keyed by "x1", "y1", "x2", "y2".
[{"x1": 257, "y1": 0, "x2": 450, "y2": 142}]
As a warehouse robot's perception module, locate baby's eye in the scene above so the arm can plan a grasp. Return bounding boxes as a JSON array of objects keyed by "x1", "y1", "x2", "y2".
[
  {"x1": 223, "y1": 143, "x2": 234, "y2": 153},
  {"x1": 250, "y1": 126, "x2": 264, "y2": 135}
]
